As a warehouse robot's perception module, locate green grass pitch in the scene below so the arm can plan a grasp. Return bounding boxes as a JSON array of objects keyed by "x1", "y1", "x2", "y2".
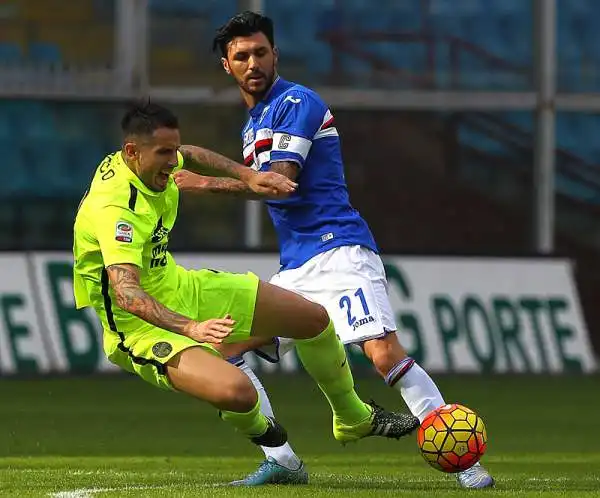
[{"x1": 1, "y1": 374, "x2": 599, "y2": 497}]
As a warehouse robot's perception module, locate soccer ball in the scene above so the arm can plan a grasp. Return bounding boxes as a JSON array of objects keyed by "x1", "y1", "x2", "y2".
[{"x1": 417, "y1": 403, "x2": 487, "y2": 473}]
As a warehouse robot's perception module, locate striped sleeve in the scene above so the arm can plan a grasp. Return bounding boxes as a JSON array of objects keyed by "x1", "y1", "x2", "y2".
[{"x1": 269, "y1": 91, "x2": 328, "y2": 168}]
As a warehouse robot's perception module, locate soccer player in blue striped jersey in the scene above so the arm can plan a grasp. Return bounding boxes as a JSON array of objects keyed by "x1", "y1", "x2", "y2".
[{"x1": 175, "y1": 11, "x2": 494, "y2": 489}]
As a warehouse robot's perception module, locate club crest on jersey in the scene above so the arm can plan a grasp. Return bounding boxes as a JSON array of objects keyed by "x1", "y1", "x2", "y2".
[
  {"x1": 152, "y1": 341, "x2": 173, "y2": 358},
  {"x1": 115, "y1": 221, "x2": 133, "y2": 243}
]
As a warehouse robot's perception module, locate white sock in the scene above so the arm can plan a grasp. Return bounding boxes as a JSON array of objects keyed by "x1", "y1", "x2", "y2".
[
  {"x1": 237, "y1": 360, "x2": 302, "y2": 470},
  {"x1": 386, "y1": 357, "x2": 445, "y2": 422},
  {"x1": 386, "y1": 358, "x2": 482, "y2": 473}
]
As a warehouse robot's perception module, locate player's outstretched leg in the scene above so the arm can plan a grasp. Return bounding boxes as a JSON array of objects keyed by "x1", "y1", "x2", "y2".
[
  {"x1": 250, "y1": 281, "x2": 419, "y2": 443},
  {"x1": 165, "y1": 346, "x2": 287, "y2": 448},
  {"x1": 362, "y1": 334, "x2": 494, "y2": 489},
  {"x1": 228, "y1": 356, "x2": 308, "y2": 486}
]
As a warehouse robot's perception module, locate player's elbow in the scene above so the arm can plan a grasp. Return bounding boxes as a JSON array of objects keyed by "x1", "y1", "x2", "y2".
[
  {"x1": 113, "y1": 294, "x2": 131, "y2": 313},
  {"x1": 112, "y1": 287, "x2": 137, "y2": 314}
]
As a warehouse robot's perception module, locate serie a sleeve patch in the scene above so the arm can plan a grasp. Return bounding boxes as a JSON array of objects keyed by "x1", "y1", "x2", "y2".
[{"x1": 115, "y1": 221, "x2": 133, "y2": 243}]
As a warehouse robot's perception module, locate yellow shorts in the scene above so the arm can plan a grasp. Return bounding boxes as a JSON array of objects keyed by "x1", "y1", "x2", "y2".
[{"x1": 104, "y1": 269, "x2": 259, "y2": 390}]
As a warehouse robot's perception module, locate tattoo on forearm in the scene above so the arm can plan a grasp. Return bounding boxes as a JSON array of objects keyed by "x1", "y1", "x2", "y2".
[
  {"x1": 107, "y1": 264, "x2": 191, "y2": 335},
  {"x1": 204, "y1": 177, "x2": 265, "y2": 199},
  {"x1": 180, "y1": 145, "x2": 248, "y2": 180}
]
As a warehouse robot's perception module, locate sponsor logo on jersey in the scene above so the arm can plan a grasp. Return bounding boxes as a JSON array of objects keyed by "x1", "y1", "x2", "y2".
[
  {"x1": 283, "y1": 95, "x2": 301, "y2": 104},
  {"x1": 115, "y1": 221, "x2": 133, "y2": 243},
  {"x1": 243, "y1": 127, "x2": 255, "y2": 147},
  {"x1": 352, "y1": 315, "x2": 375, "y2": 331},
  {"x1": 151, "y1": 217, "x2": 169, "y2": 243}
]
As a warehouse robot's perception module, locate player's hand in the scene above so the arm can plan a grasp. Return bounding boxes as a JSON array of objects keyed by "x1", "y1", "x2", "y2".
[
  {"x1": 247, "y1": 171, "x2": 297, "y2": 198},
  {"x1": 173, "y1": 170, "x2": 210, "y2": 193},
  {"x1": 184, "y1": 315, "x2": 236, "y2": 344}
]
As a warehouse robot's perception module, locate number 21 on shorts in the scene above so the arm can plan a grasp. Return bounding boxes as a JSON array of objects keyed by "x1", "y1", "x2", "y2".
[{"x1": 339, "y1": 288, "x2": 370, "y2": 326}]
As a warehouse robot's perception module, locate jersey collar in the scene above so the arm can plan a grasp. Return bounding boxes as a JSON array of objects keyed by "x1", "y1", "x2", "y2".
[
  {"x1": 249, "y1": 76, "x2": 291, "y2": 119},
  {"x1": 115, "y1": 152, "x2": 162, "y2": 197}
]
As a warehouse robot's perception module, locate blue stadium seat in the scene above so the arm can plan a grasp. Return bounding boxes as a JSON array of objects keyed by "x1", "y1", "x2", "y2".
[
  {"x1": 18, "y1": 102, "x2": 58, "y2": 140},
  {"x1": 458, "y1": 126, "x2": 510, "y2": 156},
  {"x1": 486, "y1": 0, "x2": 528, "y2": 14},
  {"x1": 557, "y1": 114, "x2": 584, "y2": 156},
  {"x1": 347, "y1": 8, "x2": 389, "y2": 31},
  {"x1": 586, "y1": 117, "x2": 600, "y2": 161},
  {"x1": 269, "y1": 2, "x2": 323, "y2": 62},
  {"x1": 504, "y1": 112, "x2": 533, "y2": 132},
  {"x1": 555, "y1": 175, "x2": 600, "y2": 204},
  {"x1": 29, "y1": 42, "x2": 62, "y2": 64},
  {"x1": 491, "y1": 14, "x2": 531, "y2": 64},
  {"x1": 0, "y1": 109, "x2": 12, "y2": 140},
  {"x1": 149, "y1": 0, "x2": 208, "y2": 16},
  {"x1": 149, "y1": 0, "x2": 236, "y2": 29},
  {"x1": 0, "y1": 42, "x2": 22, "y2": 63},
  {"x1": 208, "y1": 0, "x2": 237, "y2": 29},
  {"x1": 428, "y1": 0, "x2": 462, "y2": 36},
  {"x1": 25, "y1": 141, "x2": 73, "y2": 197},
  {"x1": 388, "y1": 7, "x2": 422, "y2": 31},
  {"x1": 563, "y1": 0, "x2": 596, "y2": 16},
  {"x1": 556, "y1": 114, "x2": 600, "y2": 163},
  {"x1": 0, "y1": 141, "x2": 27, "y2": 197},
  {"x1": 450, "y1": 0, "x2": 486, "y2": 15},
  {"x1": 63, "y1": 138, "x2": 106, "y2": 189}
]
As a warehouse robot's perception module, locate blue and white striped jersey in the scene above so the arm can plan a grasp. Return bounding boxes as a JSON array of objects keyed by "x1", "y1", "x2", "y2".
[{"x1": 241, "y1": 77, "x2": 378, "y2": 270}]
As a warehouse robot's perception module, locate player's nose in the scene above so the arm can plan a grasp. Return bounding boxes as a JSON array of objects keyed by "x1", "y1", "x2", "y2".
[
  {"x1": 248, "y1": 55, "x2": 259, "y2": 70},
  {"x1": 167, "y1": 154, "x2": 178, "y2": 168}
]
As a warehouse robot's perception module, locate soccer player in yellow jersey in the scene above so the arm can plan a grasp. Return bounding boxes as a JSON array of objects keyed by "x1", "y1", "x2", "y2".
[{"x1": 73, "y1": 102, "x2": 419, "y2": 459}]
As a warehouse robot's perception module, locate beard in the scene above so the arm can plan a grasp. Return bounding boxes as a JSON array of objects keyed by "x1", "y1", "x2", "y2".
[{"x1": 238, "y1": 67, "x2": 275, "y2": 98}]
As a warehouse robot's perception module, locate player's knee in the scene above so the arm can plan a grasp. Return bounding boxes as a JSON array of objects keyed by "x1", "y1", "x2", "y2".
[
  {"x1": 302, "y1": 302, "x2": 331, "y2": 339},
  {"x1": 363, "y1": 335, "x2": 407, "y2": 378},
  {"x1": 217, "y1": 374, "x2": 258, "y2": 412}
]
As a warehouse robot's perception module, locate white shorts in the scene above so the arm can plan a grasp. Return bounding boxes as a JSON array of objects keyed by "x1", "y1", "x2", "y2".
[{"x1": 255, "y1": 246, "x2": 398, "y2": 362}]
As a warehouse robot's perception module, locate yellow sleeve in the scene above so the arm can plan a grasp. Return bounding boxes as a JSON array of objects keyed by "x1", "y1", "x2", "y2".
[
  {"x1": 96, "y1": 206, "x2": 152, "y2": 269},
  {"x1": 73, "y1": 271, "x2": 91, "y2": 309}
]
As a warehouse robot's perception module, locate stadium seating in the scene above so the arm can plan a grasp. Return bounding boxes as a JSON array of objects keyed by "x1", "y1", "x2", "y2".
[
  {"x1": 455, "y1": 111, "x2": 600, "y2": 203},
  {"x1": 29, "y1": 42, "x2": 61, "y2": 64},
  {"x1": 0, "y1": 100, "x2": 113, "y2": 198},
  {"x1": 1, "y1": 1, "x2": 600, "y2": 200},
  {"x1": 0, "y1": 42, "x2": 23, "y2": 63},
  {"x1": 257, "y1": 0, "x2": 600, "y2": 94},
  {"x1": 149, "y1": 0, "x2": 236, "y2": 25}
]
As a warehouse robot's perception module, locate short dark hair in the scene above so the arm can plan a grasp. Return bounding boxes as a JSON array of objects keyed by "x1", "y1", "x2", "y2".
[
  {"x1": 212, "y1": 11, "x2": 275, "y2": 57},
  {"x1": 121, "y1": 100, "x2": 178, "y2": 138}
]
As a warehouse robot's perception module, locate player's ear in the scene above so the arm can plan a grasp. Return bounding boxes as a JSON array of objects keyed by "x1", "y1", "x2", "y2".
[
  {"x1": 221, "y1": 57, "x2": 231, "y2": 74},
  {"x1": 273, "y1": 46, "x2": 279, "y2": 65},
  {"x1": 123, "y1": 141, "x2": 138, "y2": 162}
]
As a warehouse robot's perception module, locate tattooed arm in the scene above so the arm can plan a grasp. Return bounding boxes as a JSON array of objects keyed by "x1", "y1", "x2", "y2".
[
  {"x1": 179, "y1": 144, "x2": 255, "y2": 181},
  {"x1": 179, "y1": 145, "x2": 297, "y2": 197},
  {"x1": 106, "y1": 263, "x2": 233, "y2": 343},
  {"x1": 174, "y1": 161, "x2": 300, "y2": 199},
  {"x1": 175, "y1": 173, "x2": 263, "y2": 199}
]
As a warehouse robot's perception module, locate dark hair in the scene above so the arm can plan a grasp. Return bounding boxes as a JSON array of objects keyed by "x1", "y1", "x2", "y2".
[
  {"x1": 212, "y1": 11, "x2": 275, "y2": 57},
  {"x1": 121, "y1": 100, "x2": 178, "y2": 137}
]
